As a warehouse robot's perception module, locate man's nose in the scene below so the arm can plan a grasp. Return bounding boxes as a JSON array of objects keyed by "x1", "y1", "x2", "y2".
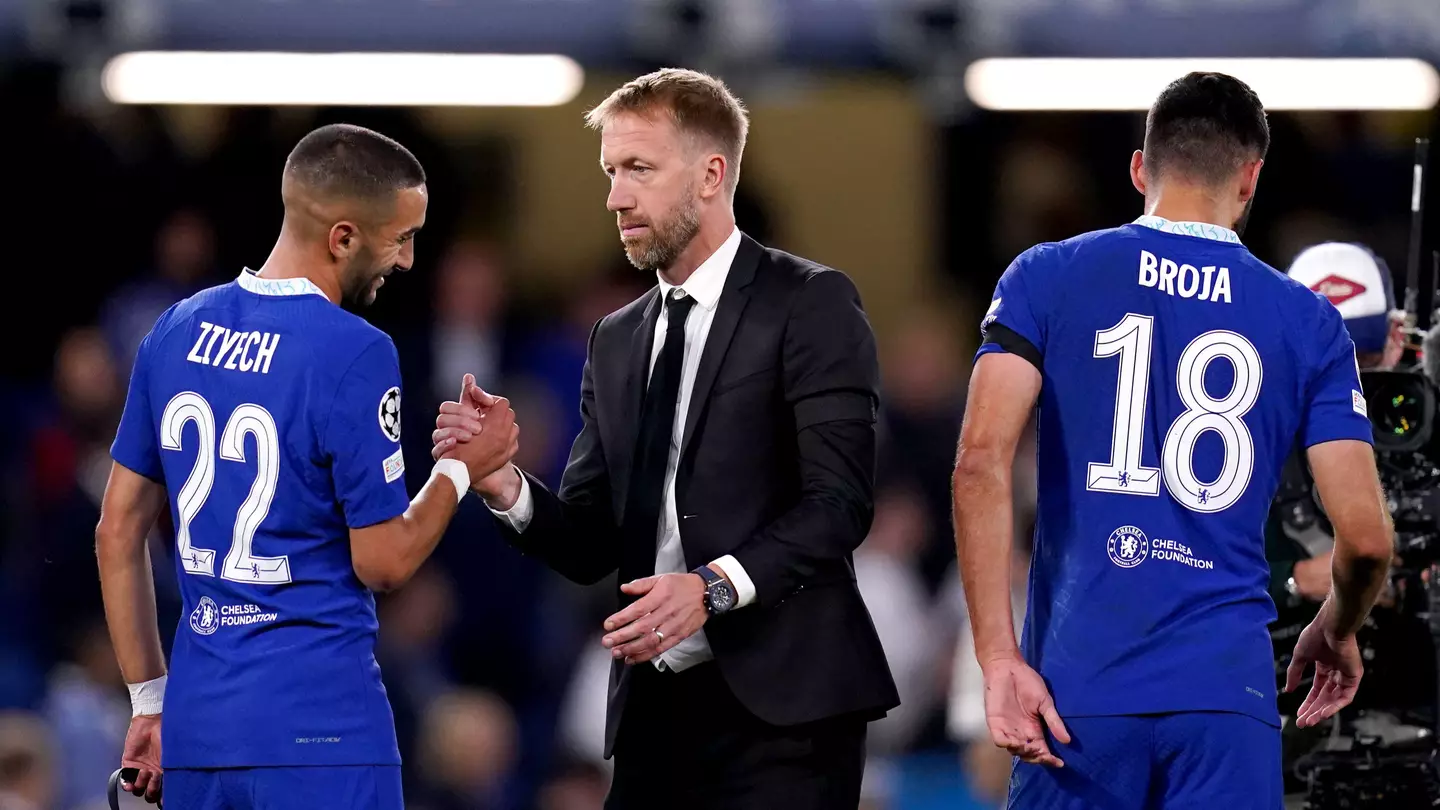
[{"x1": 606, "y1": 181, "x2": 634, "y2": 213}]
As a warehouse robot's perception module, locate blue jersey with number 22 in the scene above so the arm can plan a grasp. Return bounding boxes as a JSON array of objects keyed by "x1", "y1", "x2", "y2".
[
  {"x1": 111, "y1": 269, "x2": 411, "y2": 768},
  {"x1": 978, "y1": 217, "x2": 1374, "y2": 727}
]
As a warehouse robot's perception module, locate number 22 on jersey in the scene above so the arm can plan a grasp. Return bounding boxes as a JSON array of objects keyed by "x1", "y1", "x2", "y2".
[
  {"x1": 1086, "y1": 313, "x2": 1262, "y2": 513},
  {"x1": 160, "y1": 391, "x2": 292, "y2": 584}
]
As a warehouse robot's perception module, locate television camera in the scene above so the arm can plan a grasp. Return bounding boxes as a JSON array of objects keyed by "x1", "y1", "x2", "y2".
[{"x1": 1274, "y1": 139, "x2": 1440, "y2": 809}]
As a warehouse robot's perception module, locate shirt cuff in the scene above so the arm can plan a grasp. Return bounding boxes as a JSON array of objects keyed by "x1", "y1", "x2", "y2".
[
  {"x1": 487, "y1": 467, "x2": 533, "y2": 532},
  {"x1": 711, "y1": 554, "x2": 757, "y2": 609}
]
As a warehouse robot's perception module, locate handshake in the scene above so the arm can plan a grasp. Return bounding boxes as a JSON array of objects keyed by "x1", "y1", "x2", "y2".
[{"x1": 429, "y1": 373, "x2": 524, "y2": 509}]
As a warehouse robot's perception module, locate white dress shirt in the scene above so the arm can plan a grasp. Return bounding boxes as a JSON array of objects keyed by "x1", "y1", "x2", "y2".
[{"x1": 490, "y1": 226, "x2": 757, "y2": 672}]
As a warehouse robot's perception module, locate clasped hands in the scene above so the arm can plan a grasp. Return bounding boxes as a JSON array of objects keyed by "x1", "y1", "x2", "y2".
[{"x1": 429, "y1": 374, "x2": 711, "y2": 665}]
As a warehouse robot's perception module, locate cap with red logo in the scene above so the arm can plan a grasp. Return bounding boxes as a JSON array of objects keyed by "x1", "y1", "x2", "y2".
[{"x1": 1286, "y1": 242, "x2": 1395, "y2": 353}]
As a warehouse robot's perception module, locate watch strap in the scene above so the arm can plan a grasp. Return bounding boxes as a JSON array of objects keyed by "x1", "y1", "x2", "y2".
[{"x1": 692, "y1": 565, "x2": 723, "y2": 588}]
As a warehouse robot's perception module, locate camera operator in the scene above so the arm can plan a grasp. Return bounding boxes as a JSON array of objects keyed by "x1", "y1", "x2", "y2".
[{"x1": 1270, "y1": 242, "x2": 1405, "y2": 615}]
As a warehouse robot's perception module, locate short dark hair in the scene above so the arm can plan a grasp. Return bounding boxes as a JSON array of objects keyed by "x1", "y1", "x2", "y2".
[
  {"x1": 284, "y1": 124, "x2": 426, "y2": 203},
  {"x1": 1144, "y1": 72, "x2": 1270, "y2": 187}
]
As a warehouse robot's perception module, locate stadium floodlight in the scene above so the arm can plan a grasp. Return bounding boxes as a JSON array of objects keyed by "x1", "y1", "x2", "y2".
[
  {"x1": 101, "y1": 51, "x2": 585, "y2": 107},
  {"x1": 964, "y1": 58, "x2": 1440, "y2": 112}
]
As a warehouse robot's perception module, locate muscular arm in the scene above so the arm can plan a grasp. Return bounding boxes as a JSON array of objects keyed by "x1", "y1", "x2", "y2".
[
  {"x1": 952, "y1": 352, "x2": 1042, "y2": 665},
  {"x1": 349, "y1": 475, "x2": 460, "y2": 592},
  {"x1": 96, "y1": 462, "x2": 169, "y2": 686},
  {"x1": 1306, "y1": 440, "x2": 1393, "y2": 638}
]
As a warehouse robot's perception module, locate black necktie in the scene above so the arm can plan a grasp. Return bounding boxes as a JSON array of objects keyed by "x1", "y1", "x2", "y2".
[{"x1": 621, "y1": 289, "x2": 696, "y2": 589}]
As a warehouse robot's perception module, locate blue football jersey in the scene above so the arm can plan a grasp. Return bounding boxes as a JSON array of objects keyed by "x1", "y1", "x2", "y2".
[
  {"x1": 977, "y1": 217, "x2": 1374, "y2": 727},
  {"x1": 110, "y1": 269, "x2": 411, "y2": 768}
]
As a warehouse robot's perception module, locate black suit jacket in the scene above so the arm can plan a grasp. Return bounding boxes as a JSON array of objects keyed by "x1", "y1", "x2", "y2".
[{"x1": 497, "y1": 233, "x2": 900, "y2": 756}]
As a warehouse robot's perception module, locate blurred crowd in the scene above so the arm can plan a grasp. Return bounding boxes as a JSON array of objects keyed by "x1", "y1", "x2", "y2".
[{"x1": 0, "y1": 62, "x2": 1428, "y2": 810}]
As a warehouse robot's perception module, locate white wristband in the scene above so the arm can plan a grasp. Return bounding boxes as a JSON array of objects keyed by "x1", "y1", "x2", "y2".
[
  {"x1": 431, "y1": 458, "x2": 470, "y2": 503},
  {"x1": 128, "y1": 675, "x2": 166, "y2": 717}
]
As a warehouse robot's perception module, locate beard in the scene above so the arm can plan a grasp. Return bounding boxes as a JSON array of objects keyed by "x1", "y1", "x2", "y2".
[
  {"x1": 1232, "y1": 195, "x2": 1256, "y2": 239},
  {"x1": 620, "y1": 189, "x2": 701, "y2": 273},
  {"x1": 339, "y1": 244, "x2": 394, "y2": 312}
]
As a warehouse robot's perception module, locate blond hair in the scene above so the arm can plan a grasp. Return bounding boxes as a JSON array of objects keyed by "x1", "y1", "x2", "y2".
[{"x1": 585, "y1": 68, "x2": 750, "y2": 196}]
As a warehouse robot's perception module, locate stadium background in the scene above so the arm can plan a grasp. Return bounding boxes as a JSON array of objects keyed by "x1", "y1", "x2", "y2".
[{"x1": 1, "y1": 1, "x2": 1437, "y2": 808}]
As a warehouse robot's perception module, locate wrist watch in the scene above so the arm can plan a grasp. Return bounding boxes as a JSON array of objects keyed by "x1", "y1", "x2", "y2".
[{"x1": 692, "y1": 565, "x2": 737, "y2": 616}]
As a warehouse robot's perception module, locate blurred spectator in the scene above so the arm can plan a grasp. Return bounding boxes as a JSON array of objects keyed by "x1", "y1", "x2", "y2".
[
  {"x1": 412, "y1": 688, "x2": 519, "y2": 810},
  {"x1": 858, "y1": 485, "x2": 942, "y2": 755},
  {"x1": 13, "y1": 329, "x2": 125, "y2": 667},
  {"x1": 535, "y1": 760, "x2": 608, "y2": 810},
  {"x1": 511, "y1": 261, "x2": 652, "y2": 483},
  {"x1": 99, "y1": 208, "x2": 218, "y2": 374},
  {"x1": 877, "y1": 307, "x2": 968, "y2": 590},
  {"x1": 429, "y1": 240, "x2": 509, "y2": 399},
  {"x1": 42, "y1": 617, "x2": 127, "y2": 810},
  {"x1": 0, "y1": 711, "x2": 56, "y2": 810},
  {"x1": 377, "y1": 563, "x2": 459, "y2": 797},
  {"x1": 554, "y1": 636, "x2": 613, "y2": 773}
]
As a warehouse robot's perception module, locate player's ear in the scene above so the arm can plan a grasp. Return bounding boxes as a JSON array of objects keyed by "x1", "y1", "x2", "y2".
[
  {"x1": 1239, "y1": 158, "x2": 1263, "y2": 203},
  {"x1": 1129, "y1": 150, "x2": 1147, "y2": 196},
  {"x1": 329, "y1": 222, "x2": 358, "y2": 260},
  {"x1": 699, "y1": 153, "x2": 726, "y2": 201}
]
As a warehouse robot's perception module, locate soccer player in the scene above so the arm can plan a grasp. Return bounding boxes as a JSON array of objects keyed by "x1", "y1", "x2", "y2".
[
  {"x1": 952, "y1": 73, "x2": 1395, "y2": 808},
  {"x1": 95, "y1": 124, "x2": 519, "y2": 808}
]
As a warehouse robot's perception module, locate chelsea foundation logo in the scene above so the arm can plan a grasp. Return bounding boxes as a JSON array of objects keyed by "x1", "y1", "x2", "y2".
[
  {"x1": 190, "y1": 596, "x2": 220, "y2": 635},
  {"x1": 1107, "y1": 525, "x2": 1150, "y2": 569}
]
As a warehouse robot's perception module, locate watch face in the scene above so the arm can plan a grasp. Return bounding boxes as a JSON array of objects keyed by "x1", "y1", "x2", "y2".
[{"x1": 709, "y1": 583, "x2": 736, "y2": 613}]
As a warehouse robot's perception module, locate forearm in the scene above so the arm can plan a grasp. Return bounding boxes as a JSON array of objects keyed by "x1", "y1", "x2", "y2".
[
  {"x1": 352, "y1": 469, "x2": 460, "y2": 592},
  {"x1": 495, "y1": 469, "x2": 621, "y2": 585},
  {"x1": 390, "y1": 473, "x2": 463, "y2": 586},
  {"x1": 730, "y1": 421, "x2": 874, "y2": 606},
  {"x1": 1325, "y1": 530, "x2": 1393, "y2": 638},
  {"x1": 97, "y1": 533, "x2": 166, "y2": 684},
  {"x1": 952, "y1": 454, "x2": 1019, "y2": 663}
]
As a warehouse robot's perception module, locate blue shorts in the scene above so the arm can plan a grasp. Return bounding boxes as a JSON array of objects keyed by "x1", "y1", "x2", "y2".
[
  {"x1": 1006, "y1": 712, "x2": 1281, "y2": 810},
  {"x1": 164, "y1": 766, "x2": 403, "y2": 810}
]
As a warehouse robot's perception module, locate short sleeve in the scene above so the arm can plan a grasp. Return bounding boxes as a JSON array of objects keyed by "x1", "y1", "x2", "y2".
[
  {"x1": 976, "y1": 245, "x2": 1049, "y2": 369},
  {"x1": 1300, "y1": 301, "x2": 1374, "y2": 448},
  {"x1": 110, "y1": 329, "x2": 164, "y2": 482},
  {"x1": 323, "y1": 337, "x2": 411, "y2": 529}
]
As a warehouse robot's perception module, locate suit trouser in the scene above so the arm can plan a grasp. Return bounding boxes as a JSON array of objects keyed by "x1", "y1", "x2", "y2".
[{"x1": 605, "y1": 660, "x2": 867, "y2": 810}]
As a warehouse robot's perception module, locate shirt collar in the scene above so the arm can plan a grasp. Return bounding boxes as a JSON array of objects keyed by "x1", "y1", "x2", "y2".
[
  {"x1": 236, "y1": 268, "x2": 329, "y2": 298},
  {"x1": 656, "y1": 227, "x2": 741, "y2": 311},
  {"x1": 1132, "y1": 215, "x2": 1242, "y2": 245}
]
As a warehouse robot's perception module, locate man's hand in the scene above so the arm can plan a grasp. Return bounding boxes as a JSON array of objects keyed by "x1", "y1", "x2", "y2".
[
  {"x1": 432, "y1": 375, "x2": 523, "y2": 506},
  {"x1": 601, "y1": 573, "x2": 710, "y2": 665},
  {"x1": 1286, "y1": 613, "x2": 1364, "y2": 728},
  {"x1": 120, "y1": 714, "x2": 163, "y2": 804},
  {"x1": 981, "y1": 654, "x2": 1070, "y2": 768},
  {"x1": 1293, "y1": 553, "x2": 1333, "y2": 601}
]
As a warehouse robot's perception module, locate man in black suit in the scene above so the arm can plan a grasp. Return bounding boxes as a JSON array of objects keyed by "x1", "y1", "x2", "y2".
[{"x1": 432, "y1": 68, "x2": 898, "y2": 809}]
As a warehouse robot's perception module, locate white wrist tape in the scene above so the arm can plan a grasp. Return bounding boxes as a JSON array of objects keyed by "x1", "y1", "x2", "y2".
[
  {"x1": 431, "y1": 459, "x2": 470, "y2": 503},
  {"x1": 128, "y1": 675, "x2": 166, "y2": 717}
]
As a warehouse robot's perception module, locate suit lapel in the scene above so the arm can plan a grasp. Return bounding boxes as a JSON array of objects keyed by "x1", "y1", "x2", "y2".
[
  {"x1": 614, "y1": 287, "x2": 661, "y2": 510},
  {"x1": 679, "y1": 235, "x2": 764, "y2": 462}
]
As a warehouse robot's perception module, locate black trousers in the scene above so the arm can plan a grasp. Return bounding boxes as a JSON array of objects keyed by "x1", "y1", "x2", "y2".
[{"x1": 605, "y1": 661, "x2": 867, "y2": 810}]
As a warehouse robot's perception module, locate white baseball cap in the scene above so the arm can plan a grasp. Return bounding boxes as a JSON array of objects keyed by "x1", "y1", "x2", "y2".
[{"x1": 1286, "y1": 242, "x2": 1396, "y2": 353}]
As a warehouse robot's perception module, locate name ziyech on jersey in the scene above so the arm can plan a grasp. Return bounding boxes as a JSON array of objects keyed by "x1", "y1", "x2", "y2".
[{"x1": 186, "y1": 321, "x2": 280, "y2": 374}]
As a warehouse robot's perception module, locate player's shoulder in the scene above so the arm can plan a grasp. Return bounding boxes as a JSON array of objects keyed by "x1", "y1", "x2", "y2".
[
  {"x1": 145, "y1": 280, "x2": 244, "y2": 346},
  {"x1": 317, "y1": 309, "x2": 397, "y2": 379}
]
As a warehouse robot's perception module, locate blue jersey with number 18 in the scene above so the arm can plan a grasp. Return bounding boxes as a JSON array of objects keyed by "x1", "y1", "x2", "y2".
[
  {"x1": 110, "y1": 269, "x2": 411, "y2": 768},
  {"x1": 978, "y1": 217, "x2": 1374, "y2": 727}
]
